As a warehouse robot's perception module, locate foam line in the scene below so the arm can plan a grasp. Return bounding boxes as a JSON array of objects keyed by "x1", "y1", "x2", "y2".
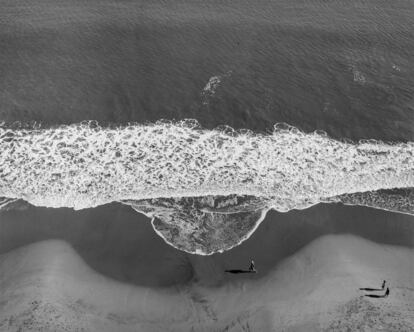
[{"x1": 0, "y1": 120, "x2": 413, "y2": 211}]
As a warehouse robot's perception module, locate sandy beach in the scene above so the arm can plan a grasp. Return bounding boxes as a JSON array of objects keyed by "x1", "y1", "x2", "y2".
[{"x1": 1, "y1": 203, "x2": 413, "y2": 331}]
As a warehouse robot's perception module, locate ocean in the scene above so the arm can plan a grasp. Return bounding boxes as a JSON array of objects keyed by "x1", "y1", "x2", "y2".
[{"x1": 1, "y1": 0, "x2": 413, "y2": 139}]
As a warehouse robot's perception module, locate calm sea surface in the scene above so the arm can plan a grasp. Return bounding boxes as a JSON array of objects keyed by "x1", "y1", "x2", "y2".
[{"x1": 1, "y1": 0, "x2": 413, "y2": 140}]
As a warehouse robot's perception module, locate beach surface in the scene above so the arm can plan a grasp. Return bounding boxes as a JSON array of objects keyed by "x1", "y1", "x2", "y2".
[
  {"x1": 1, "y1": 203, "x2": 413, "y2": 331},
  {"x1": 1, "y1": 234, "x2": 413, "y2": 331}
]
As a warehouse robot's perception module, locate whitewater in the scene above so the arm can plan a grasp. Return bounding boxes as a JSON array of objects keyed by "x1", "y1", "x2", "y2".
[{"x1": 0, "y1": 120, "x2": 413, "y2": 211}]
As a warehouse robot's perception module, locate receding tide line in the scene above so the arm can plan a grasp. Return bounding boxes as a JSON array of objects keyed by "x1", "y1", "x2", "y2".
[
  {"x1": 0, "y1": 120, "x2": 413, "y2": 212},
  {"x1": 146, "y1": 207, "x2": 270, "y2": 255}
]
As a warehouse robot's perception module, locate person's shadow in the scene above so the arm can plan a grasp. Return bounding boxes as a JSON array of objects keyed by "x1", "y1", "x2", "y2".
[
  {"x1": 359, "y1": 287, "x2": 382, "y2": 291},
  {"x1": 364, "y1": 287, "x2": 390, "y2": 298},
  {"x1": 360, "y1": 280, "x2": 386, "y2": 292},
  {"x1": 225, "y1": 269, "x2": 257, "y2": 274}
]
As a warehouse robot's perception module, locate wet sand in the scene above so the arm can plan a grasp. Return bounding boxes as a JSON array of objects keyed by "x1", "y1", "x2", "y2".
[{"x1": 1, "y1": 202, "x2": 413, "y2": 287}]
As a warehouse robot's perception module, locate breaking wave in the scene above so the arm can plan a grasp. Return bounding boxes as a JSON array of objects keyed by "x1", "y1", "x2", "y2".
[
  {"x1": 1, "y1": 120, "x2": 413, "y2": 253},
  {"x1": 1, "y1": 119, "x2": 413, "y2": 210}
]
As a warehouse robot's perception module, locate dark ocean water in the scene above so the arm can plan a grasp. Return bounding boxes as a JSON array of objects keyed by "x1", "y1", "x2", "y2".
[
  {"x1": 1, "y1": 0, "x2": 414, "y2": 256},
  {"x1": 1, "y1": 0, "x2": 413, "y2": 140}
]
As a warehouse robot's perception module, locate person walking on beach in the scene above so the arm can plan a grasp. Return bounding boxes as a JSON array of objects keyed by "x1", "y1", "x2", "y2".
[
  {"x1": 225, "y1": 260, "x2": 257, "y2": 274},
  {"x1": 249, "y1": 260, "x2": 256, "y2": 272}
]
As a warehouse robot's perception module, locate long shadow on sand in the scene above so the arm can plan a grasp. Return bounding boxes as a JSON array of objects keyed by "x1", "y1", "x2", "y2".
[
  {"x1": 365, "y1": 294, "x2": 386, "y2": 298},
  {"x1": 225, "y1": 269, "x2": 257, "y2": 274},
  {"x1": 0, "y1": 202, "x2": 413, "y2": 287}
]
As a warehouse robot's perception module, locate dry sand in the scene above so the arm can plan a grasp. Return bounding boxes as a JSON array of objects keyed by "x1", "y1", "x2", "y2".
[{"x1": 0, "y1": 203, "x2": 413, "y2": 331}]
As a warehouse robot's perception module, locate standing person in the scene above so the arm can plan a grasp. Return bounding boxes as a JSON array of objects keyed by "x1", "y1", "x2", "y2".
[
  {"x1": 382, "y1": 280, "x2": 386, "y2": 289},
  {"x1": 385, "y1": 287, "x2": 390, "y2": 297},
  {"x1": 249, "y1": 260, "x2": 256, "y2": 272}
]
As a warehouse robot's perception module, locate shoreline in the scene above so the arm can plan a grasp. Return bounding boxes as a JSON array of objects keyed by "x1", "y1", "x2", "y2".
[{"x1": 1, "y1": 201, "x2": 413, "y2": 286}]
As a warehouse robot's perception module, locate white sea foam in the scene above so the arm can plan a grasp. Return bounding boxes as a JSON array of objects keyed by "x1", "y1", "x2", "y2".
[
  {"x1": 203, "y1": 76, "x2": 222, "y2": 95},
  {"x1": 0, "y1": 197, "x2": 18, "y2": 210},
  {"x1": 326, "y1": 188, "x2": 414, "y2": 216},
  {"x1": 392, "y1": 63, "x2": 401, "y2": 72},
  {"x1": 352, "y1": 66, "x2": 367, "y2": 84},
  {"x1": 201, "y1": 71, "x2": 232, "y2": 105},
  {"x1": 0, "y1": 120, "x2": 413, "y2": 212}
]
